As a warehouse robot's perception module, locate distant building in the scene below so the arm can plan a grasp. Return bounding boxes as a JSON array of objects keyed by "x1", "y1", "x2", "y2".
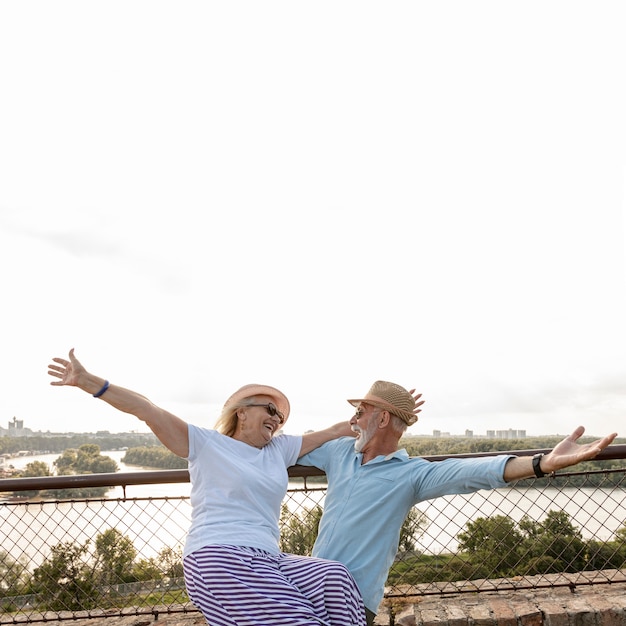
[
  {"x1": 430, "y1": 428, "x2": 527, "y2": 439},
  {"x1": 3, "y1": 417, "x2": 34, "y2": 437},
  {"x1": 8, "y1": 416, "x2": 24, "y2": 431},
  {"x1": 494, "y1": 429, "x2": 527, "y2": 439},
  {"x1": 432, "y1": 431, "x2": 451, "y2": 438}
]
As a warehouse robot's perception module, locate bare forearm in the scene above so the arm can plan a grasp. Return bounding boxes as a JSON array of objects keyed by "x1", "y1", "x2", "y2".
[
  {"x1": 75, "y1": 374, "x2": 189, "y2": 457},
  {"x1": 300, "y1": 421, "x2": 354, "y2": 456},
  {"x1": 74, "y1": 371, "x2": 162, "y2": 420},
  {"x1": 503, "y1": 456, "x2": 539, "y2": 482}
]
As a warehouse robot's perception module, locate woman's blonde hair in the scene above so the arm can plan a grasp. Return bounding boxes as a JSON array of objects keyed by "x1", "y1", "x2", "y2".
[{"x1": 214, "y1": 400, "x2": 248, "y2": 437}]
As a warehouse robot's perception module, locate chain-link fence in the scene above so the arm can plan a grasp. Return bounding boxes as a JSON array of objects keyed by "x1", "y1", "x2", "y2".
[
  {"x1": 283, "y1": 467, "x2": 626, "y2": 598},
  {"x1": 1, "y1": 454, "x2": 626, "y2": 623}
]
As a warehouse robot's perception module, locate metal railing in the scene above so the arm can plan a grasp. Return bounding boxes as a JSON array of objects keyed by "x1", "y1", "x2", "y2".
[{"x1": 1, "y1": 446, "x2": 625, "y2": 623}]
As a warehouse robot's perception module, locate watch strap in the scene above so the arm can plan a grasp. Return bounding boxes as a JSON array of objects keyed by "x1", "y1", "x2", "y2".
[{"x1": 532, "y1": 453, "x2": 547, "y2": 478}]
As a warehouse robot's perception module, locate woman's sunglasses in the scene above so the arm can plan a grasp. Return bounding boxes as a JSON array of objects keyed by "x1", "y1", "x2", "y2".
[{"x1": 246, "y1": 402, "x2": 285, "y2": 425}]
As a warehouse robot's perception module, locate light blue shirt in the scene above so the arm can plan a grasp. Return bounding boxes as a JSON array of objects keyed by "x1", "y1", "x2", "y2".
[{"x1": 297, "y1": 437, "x2": 513, "y2": 612}]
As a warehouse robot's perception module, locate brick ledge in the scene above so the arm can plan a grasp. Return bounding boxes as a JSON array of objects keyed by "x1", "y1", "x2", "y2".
[{"x1": 376, "y1": 571, "x2": 626, "y2": 626}]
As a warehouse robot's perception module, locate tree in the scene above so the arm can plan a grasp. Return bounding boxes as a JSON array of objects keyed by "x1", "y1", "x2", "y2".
[
  {"x1": 157, "y1": 545, "x2": 184, "y2": 578},
  {"x1": 54, "y1": 444, "x2": 118, "y2": 475},
  {"x1": 457, "y1": 515, "x2": 523, "y2": 577},
  {"x1": 46, "y1": 444, "x2": 118, "y2": 498},
  {"x1": 280, "y1": 504, "x2": 323, "y2": 555},
  {"x1": 133, "y1": 557, "x2": 162, "y2": 582},
  {"x1": 131, "y1": 546, "x2": 184, "y2": 583},
  {"x1": 94, "y1": 529, "x2": 137, "y2": 586},
  {"x1": 32, "y1": 540, "x2": 98, "y2": 610},
  {"x1": 0, "y1": 549, "x2": 29, "y2": 595},
  {"x1": 122, "y1": 446, "x2": 188, "y2": 469},
  {"x1": 398, "y1": 507, "x2": 429, "y2": 553},
  {"x1": 13, "y1": 460, "x2": 52, "y2": 497},
  {"x1": 585, "y1": 539, "x2": 626, "y2": 570},
  {"x1": 613, "y1": 523, "x2": 626, "y2": 544},
  {"x1": 53, "y1": 448, "x2": 79, "y2": 474},
  {"x1": 606, "y1": 523, "x2": 626, "y2": 567},
  {"x1": 20, "y1": 460, "x2": 52, "y2": 477},
  {"x1": 519, "y1": 510, "x2": 586, "y2": 573}
]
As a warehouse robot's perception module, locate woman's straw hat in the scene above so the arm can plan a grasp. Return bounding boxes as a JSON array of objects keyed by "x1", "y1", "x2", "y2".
[{"x1": 223, "y1": 384, "x2": 290, "y2": 424}]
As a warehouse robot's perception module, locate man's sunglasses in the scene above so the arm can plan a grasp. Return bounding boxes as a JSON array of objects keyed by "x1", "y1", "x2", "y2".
[{"x1": 246, "y1": 402, "x2": 285, "y2": 425}]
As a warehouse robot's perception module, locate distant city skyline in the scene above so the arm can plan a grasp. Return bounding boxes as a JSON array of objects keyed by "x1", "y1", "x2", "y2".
[
  {"x1": 431, "y1": 428, "x2": 527, "y2": 439},
  {"x1": 1, "y1": 417, "x2": 573, "y2": 441}
]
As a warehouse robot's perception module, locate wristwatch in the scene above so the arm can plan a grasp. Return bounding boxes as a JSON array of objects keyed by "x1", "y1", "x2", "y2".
[{"x1": 532, "y1": 453, "x2": 547, "y2": 478}]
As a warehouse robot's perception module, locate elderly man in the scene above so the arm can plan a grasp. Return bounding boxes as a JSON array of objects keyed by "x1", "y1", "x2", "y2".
[{"x1": 296, "y1": 381, "x2": 618, "y2": 625}]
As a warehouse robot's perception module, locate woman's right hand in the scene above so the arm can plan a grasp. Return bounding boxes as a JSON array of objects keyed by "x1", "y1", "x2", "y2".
[{"x1": 48, "y1": 348, "x2": 86, "y2": 387}]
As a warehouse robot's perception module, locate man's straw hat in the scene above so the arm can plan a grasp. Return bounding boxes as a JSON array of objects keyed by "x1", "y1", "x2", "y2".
[{"x1": 347, "y1": 380, "x2": 418, "y2": 425}]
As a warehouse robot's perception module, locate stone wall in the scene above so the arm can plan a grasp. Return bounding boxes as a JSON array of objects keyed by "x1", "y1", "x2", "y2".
[{"x1": 375, "y1": 577, "x2": 626, "y2": 626}]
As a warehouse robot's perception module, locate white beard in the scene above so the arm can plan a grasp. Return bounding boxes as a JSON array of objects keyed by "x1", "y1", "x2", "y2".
[{"x1": 354, "y1": 420, "x2": 377, "y2": 453}]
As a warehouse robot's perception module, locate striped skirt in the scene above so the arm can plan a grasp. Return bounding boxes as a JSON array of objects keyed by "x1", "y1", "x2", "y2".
[{"x1": 183, "y1": 545, "x2": 367, "y2": 626}]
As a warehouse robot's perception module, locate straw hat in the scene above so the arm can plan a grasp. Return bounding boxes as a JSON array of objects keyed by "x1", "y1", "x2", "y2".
[
  {"x1": 223, "y1": 384, "x2": 290, "y2": 424},
  {"x1": 347, "y1": 380, "x2": 418, "y2": 425}
]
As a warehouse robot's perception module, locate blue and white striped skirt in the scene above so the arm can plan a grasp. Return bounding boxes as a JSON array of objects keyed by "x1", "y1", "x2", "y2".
[{"x1": 183, "y1": 545, "x2": 366, "y2": 626}]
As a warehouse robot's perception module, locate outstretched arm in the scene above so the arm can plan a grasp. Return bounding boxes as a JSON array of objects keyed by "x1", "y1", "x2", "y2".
[
  {"x1": 48, "y1": 349, "x2": 190, "y2": 458},
  {"x1": 299, "y1": 421, "x2": 355, "y2": 457},
  {"x1": 503, "y1": 426, "x2": 617, "y2": 482}
]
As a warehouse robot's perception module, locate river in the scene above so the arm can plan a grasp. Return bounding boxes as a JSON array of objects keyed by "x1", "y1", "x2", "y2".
[
  {"x1": 2, "y1": 451, "x2": 626, "y2": 567},
  {"x1": 2, "y1": 449, "x2": 192, "y2": 498}
]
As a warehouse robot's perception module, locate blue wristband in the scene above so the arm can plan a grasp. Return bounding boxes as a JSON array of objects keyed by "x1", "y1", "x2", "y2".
[{"x1": 93, "y1": 380, "x2": 110, "y2": 398}]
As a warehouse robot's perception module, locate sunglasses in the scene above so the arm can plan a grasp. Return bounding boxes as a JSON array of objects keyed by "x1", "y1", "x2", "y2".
[{"x1": 246, "y1": 402, "x2": 285, "y2": 425}]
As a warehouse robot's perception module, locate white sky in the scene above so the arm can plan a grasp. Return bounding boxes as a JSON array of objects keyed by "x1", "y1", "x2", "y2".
[{"x1": 1, "y1": 2, "x2": 625, "y2": 440}]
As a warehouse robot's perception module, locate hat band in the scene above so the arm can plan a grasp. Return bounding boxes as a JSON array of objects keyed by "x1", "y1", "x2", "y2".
[{"x1": 356, "y1": 394, "x2": 416, "y2": 425}]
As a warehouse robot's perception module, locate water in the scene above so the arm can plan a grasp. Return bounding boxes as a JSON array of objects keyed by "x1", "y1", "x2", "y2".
[
  {"x1": 3, "y1": 449, "x2": 192, "y2": 498},
  {"x1": 1, "y1": 451, "x2": 192, "y2": 568}
]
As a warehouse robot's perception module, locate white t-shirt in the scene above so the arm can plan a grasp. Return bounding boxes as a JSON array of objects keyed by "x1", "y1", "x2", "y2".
[{"x1": 183, "y1": 425, "x2": 302, "y2": 557}]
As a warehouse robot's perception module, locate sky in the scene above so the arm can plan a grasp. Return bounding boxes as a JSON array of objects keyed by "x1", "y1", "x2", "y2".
[{"x1": 1, "y1": 2, "x2": 625, "y2": 440}]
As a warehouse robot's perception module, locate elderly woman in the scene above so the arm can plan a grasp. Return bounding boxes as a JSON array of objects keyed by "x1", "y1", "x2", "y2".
[{"x1": 48, "y1": 349, "x2": 366, "y2": 626}]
